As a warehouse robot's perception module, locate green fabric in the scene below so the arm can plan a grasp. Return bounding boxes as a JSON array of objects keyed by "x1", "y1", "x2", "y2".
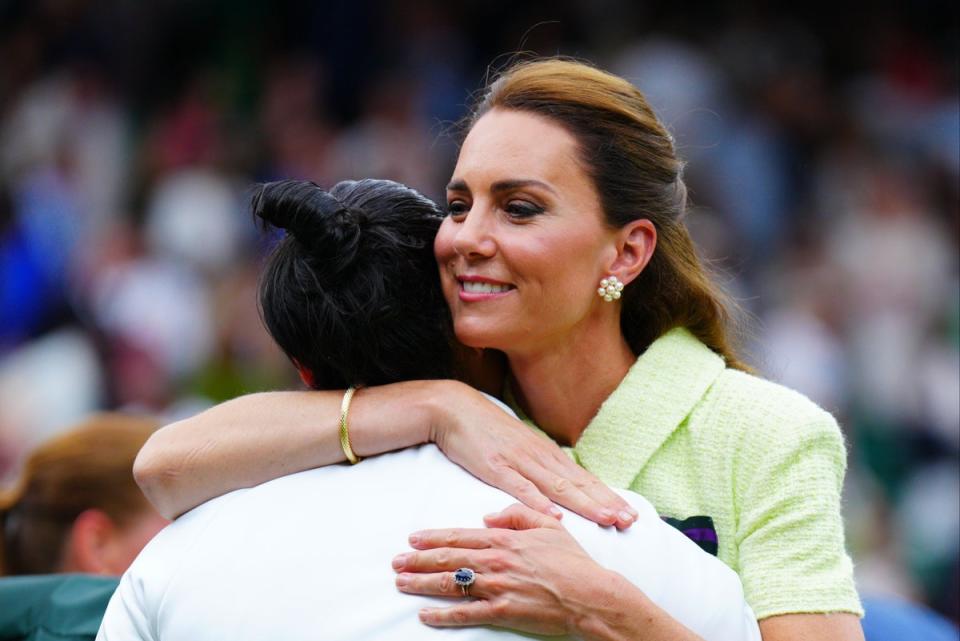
[
  {"x1": 0, "y1": 574, "x2": 118, "y2": 641},
  {"x1": 508, "y1": 327, "x2": 864, "y2": 620}
]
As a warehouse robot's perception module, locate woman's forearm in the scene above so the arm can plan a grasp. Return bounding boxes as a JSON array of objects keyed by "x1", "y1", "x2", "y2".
[
  {"x1": 581, "y1": 577, "x2": 866, "y2": 641},
  {"x1": 135, "y1": 380, "x2": 459, "y2": 519},
  {"x1": 574, "y1": 571, "x2": 704, "y2": 641},
  {"x1": 136, "y1": 378, "x2": 641, "y2": 527}
]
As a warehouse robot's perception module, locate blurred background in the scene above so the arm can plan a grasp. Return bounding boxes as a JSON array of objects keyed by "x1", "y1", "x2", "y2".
[{"x1": 0, "y1": 0, "x2": 957, "y2": 623}]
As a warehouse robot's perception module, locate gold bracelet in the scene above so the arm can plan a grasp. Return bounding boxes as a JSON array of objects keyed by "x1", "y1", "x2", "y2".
[{"x1": 339, "y1": 386, "x2": 362, "y2": 464}]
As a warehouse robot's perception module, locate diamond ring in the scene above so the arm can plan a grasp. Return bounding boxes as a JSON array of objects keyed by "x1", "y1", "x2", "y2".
[{"x1": 453, "y1": 567, "x2": 476, "y2": 597}]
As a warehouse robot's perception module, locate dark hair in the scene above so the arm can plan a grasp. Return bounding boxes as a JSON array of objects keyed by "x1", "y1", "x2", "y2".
[
  {"x1": 252, "y1": 179, "x2": 454, "y2": 388},
  {"x1": 469, "y1": 58, "x2": 745, "y2": 369},
  {"x1": 0, "y1": 414, "x2": 158, "y2": 575}
]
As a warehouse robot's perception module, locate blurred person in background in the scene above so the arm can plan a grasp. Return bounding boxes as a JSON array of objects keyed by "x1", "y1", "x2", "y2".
[
  {"x1": 0, "y1": 412, "x2": 165, "y2": 576},
  {"x1": 0, "y1": 413, "x2": 166, "y2": 641}
]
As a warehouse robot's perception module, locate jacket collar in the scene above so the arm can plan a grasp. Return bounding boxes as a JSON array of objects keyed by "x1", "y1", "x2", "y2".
[{"x1": 571, "y1": 327, "x2": 726, "y2": 488}]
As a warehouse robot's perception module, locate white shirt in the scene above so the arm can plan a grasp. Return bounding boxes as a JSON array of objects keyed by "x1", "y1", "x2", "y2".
[{"x1": 99, "y1": 445, "x2": 759, "y2": 641}]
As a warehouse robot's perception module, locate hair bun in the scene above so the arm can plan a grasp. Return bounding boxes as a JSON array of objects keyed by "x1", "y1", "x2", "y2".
[{"x1": 252, "y1": 180, "x2": 363, "y2": 263}]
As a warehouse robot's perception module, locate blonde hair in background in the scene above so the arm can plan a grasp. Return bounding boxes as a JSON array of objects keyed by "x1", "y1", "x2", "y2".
[{"x1": 0, "y1": 413, "x2": 158, "y2": 575}]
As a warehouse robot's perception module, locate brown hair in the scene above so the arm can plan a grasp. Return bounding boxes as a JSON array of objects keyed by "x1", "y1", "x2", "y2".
[
  {"x1": 468, "y1": 58, "x2": 746, "y2": 368},
  {"x1": 0, "y1": 413, "x2": 158, "y2": 575}
]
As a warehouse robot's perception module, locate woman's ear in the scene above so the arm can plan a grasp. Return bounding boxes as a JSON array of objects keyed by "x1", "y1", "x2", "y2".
[{"x1": 608, "y1": 219, "x2": 656, "y2": 285}]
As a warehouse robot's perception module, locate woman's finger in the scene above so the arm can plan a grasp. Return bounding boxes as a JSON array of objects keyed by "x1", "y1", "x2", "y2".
[
  {"x1": 497, "y1": 453, "x2": 634, "y2": 529},
  {"x1": 407, "y1": 527, "x2": 498, "y2": 550},
  {"x1": 494, "y1": 468, "x2": 564, "y2": 519},
  {"x1": 538, "y1": 451, "x2": 638, "y2": 528},
  {"x1": 438, "y1": 393, "x2": 634, "y2": 527},
  {"x1": 419, "y1": 601, "x2": 499, "y2": 628},
  {"x1": 560, "y1": 459, "x2": 638, "y2": 522},
  {"x1": 515, "y1": 458, "x2": 622, "y2": 528},
  {"x1": 392, "y1": 548, "x2": 498, "y2": 573},
  {"x1": 395, "y1": 571, "x2": 497, "y2": 599},
  {"x1": 482, "y1": 503, "x2": 561, "y2": 531}
]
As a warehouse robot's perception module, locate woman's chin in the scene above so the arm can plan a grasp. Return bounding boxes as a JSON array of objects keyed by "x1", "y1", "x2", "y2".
[{"x1": 452, "y1": 321, "x2": 509, "y2": 352}]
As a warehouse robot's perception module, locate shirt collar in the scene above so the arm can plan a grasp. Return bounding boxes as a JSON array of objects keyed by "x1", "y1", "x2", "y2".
[
  {"x1": 573, "y1": 327, "x2": 726, "y2": 487},
  {"x1": 504, "y1": 327, "x2": 726, "y2": 487}
]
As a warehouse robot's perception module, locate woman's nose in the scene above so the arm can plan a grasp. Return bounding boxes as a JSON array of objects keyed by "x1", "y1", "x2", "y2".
[{"x1": 452, "y1": 209, "x2": 496, "y2": 258}]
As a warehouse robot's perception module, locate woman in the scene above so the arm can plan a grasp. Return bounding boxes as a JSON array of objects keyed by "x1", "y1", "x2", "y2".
[{"x1": 136, "y1": 59, "x2": 864, "y2": 640}]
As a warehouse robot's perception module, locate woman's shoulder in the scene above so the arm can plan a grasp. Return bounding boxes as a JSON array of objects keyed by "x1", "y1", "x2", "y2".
[
  {"x1": 640, "y1": 327, "x2": 839, "y2": 440},
  {"x1": 697, "y1": 366, "x2": 846, "y2": 455},
  {"x1": 708, "y1": 370, "x2": 861, "y2": 618}
]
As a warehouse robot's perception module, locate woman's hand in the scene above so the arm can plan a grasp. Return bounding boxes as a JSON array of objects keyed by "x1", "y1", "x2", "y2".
[
  {"x1": 392, "y1": 504, "x2": 626, "y2": 637},
  {"x1": 428, "y1": 382, "x2": 637, "y2": 529}
]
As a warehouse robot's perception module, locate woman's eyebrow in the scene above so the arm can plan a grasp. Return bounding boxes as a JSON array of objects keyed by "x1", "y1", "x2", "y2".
[
  {"x1": 446, "y1": 178, "x2": 556, "y2": 195},
  {"x1": 446, "y1": 178, "x2": 469, "y2": 192},
  {"x1": 491, "y1": 179, "x2": 557, "y2": 195}
]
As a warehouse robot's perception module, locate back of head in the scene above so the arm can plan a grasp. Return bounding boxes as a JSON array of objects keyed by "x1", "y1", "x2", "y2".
[
  {"x1": 253, "y1": 179, "x2": 454, "y2": 389},
  {"x1": 470, "y1": 58, "x2": 745, "y2": 369},
  {"x1": 0, "y1": 413, "x2": 158, "y2": 575}
]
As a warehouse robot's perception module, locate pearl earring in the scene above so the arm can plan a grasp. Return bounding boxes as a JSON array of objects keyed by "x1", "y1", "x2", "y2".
[{"x1": 597, "y1": 275, "x2": 624, "y2": 302}]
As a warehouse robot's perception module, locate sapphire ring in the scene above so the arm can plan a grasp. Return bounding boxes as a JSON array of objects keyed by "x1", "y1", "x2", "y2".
[{"x1": 453, "y1": 567, "x2": 476, "y2": 597}]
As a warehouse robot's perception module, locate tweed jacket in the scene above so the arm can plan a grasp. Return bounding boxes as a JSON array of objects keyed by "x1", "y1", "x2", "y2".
[{"x1": 509, "y1": 327, "x2": 863, "y2": 619}]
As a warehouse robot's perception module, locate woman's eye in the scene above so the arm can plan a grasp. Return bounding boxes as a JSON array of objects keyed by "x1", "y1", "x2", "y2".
[
  {"x1": 505, "y1": 201, "x2": 544, "y2": 219},
  {"x1": 446, "y1": 201, "x2": 469, "y2": 218}
]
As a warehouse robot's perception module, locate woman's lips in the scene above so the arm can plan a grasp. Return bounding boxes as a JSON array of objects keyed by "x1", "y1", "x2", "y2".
[{"x1": 457, "y1": 276, "x2": 515, "y2": 301}]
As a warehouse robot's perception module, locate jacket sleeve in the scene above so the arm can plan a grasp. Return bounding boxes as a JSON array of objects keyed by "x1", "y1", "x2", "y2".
[{"x1": 734, "y1": 408, "x2": 863, "y2": 619}]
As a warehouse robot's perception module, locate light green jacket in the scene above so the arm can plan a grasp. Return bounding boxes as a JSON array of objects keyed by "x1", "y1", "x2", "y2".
[{"x1": 510, "y1": 327, "x2": 863, "y2": 619}]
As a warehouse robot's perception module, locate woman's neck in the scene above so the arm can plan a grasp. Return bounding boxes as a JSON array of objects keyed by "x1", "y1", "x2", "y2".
[
  {"x1": 452, "y1": 344, "x2": 507, "y2": 396},
  {"x1": 506, "y1": 319, "x2": 636, "y2": 446}
]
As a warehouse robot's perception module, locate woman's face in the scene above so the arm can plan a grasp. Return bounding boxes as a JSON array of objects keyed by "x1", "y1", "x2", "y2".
[{"x1": 435, "y1": 108, "x2": 620, "y2": 355}]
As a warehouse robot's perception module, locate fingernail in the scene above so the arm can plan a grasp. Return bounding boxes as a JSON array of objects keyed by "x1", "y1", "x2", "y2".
[
  {"x1": 392, "y1": 554, "x2": 409, "y2": 569},
  {"x1": 408, "y1": 533, "x2": 420, "y2": 545},
  {"x1": 628, "y1": 507, "x2": 639, "y2": 518},
  {"x1": 600, "y1": 509, "x2": 615, "y2": 522},
  {"x1": 619, "y1": 510, "x2": 634, "y2": 523},
  {"x1": 484, "y1": 512, "x2": 499, "y2": 520},
  {"x1": 396, "y1": 574, "x2": 409, "y2": 588},
  {"x1": 549, "y1": 505, "x2": 563, "y2": 518}
]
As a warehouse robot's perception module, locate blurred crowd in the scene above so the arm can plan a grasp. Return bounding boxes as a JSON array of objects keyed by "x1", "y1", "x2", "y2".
[{"x1": 0, "y1": 0, "x2": 957, "y2": 622}]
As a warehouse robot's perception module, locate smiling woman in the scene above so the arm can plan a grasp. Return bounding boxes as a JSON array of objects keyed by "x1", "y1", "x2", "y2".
[
  {"x1": 438, "y1": 110, "x2": 637, "y2": 361},
  {"x1": 133, "y1": 58, "x2": 865, "y2": 641}
]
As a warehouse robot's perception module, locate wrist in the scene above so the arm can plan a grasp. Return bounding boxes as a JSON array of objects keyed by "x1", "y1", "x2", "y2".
[
  {"x1": 571, "y1": 570, "x2": 657, "y2": 641},
  {"x1": 579, "y1": 571, "x2": 705, "y2": 641},
  {"x1": 422, "y1": 379, "x2": 472, "y2": 446},
  {"x1": 347, "y1": 381, "x2": 452, "y2": 456}
]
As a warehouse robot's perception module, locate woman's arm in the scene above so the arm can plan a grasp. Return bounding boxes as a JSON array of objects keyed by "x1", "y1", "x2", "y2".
[
  {"x1": 134, "y1": 380, "x2": 435, "y2": 518},
  {"x1": 731, "y1": 392, "x2": 865, "y2": 640},
  {"x1": 396, "y1": 504, "x2": 866, "y2": 641},
  {"x1": 758, "y1": 614, "x2": 864, "y2": 641},
  {"x1": 395, "y1": 504, "x2": 706, "y2": 641},
  {"x1": 135, "y1": 380, "x2": 638, "y2": 525}
]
